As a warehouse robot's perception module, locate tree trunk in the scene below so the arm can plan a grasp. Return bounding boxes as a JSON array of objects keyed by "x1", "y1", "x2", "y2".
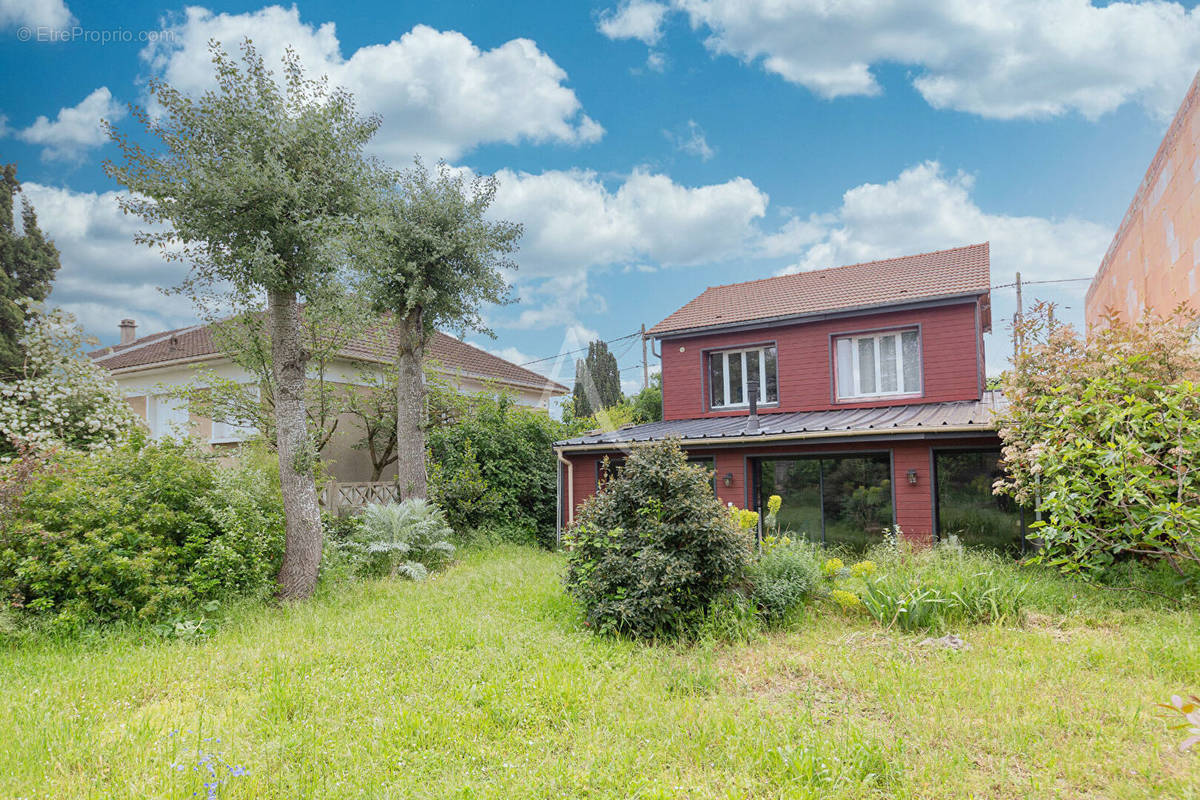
[
  {"x1": 269, "y1": 289, "x2": 325, "y2": 600},
  {"x1": 395, "y1": 308, "x2": 428, "y2": 499}
]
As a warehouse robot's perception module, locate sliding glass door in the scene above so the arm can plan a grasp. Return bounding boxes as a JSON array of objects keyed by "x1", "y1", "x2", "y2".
[
  {"x1": 933, "y1": 449, "x2": 1027, "y2": 555},
  {"x1": 758, "y1": 454, "x2": 893, "y2": 550}
]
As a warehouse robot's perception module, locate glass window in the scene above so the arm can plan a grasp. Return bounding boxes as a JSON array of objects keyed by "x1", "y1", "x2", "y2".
[
  {"x1": 709, "y1": 353, "x2": 724, "y2": 409},
  {"x1": 835, "y1": 329, "x2": 921, "y2": 400},
  {"x1": 708, "y1": 345, "x2": 778, "y2": 408},
  {"x1": 763, "y1": 346, "x2": 778, "y2": 402},
  {"x1": 902, "y1": 330, "x2": 921, "y2": 390},
  {"x1": 857, "y1": 338, "x2": 877, "y2": 394},
  {"x1": 759, "y1": 458, "x2": 823, "y2": 545},
  {"x1": 934, "y1": 450, "x2": 1028, "y2": 555},
  {"x1": 759, "y1": 454, "x2": 893, "y2": 551},
  {"x1": 728, "y1": 351, "x2": 744, "y2": 405},
  {"x1": 879, "y1": 334, "x2": 898, "y2": 393}
]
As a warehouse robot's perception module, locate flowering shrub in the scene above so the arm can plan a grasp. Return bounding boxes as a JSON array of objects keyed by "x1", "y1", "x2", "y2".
[
  {"x1": 995, "y1": 305, "x2": 1200, "y2": 579},
  {"x1": 564, "y1": 439, "x2": 750, "y2": 639},
  {"x1": 0, "y1": 441, "x2": 284, "y2": 631},
  {"x1": 0, "y1": 304, "x2": 140, "y2": 458}
]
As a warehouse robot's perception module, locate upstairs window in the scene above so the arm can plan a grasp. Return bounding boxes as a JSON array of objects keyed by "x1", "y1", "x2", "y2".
[
  {"x1": 835, "y1": 329, "x2": 921, "y2": 400},
  {"x1": 709, "y1": 345, "x2": 778, "y2": 409}
]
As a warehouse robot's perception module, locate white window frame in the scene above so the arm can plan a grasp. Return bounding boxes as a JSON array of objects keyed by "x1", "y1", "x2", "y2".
[
  {"x1": 835, "y1": 329, "x2": 922, "y2": 400},
  {"x1": 708, "y1": 345, "x2": 778, "y2": 409},
  {"x1": 150, "y1": 394, "x2": 189, "y2": 441},
  {"x1": 210, "y1": 385, "x2": 260, "y2": 444}
]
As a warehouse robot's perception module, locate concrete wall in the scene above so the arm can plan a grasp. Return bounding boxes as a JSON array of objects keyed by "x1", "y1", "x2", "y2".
[
  {"x1": 1087, "y1": 71, "x2": 1200, "y2": 327},
  {"x1": 658, "y1": 300, "x2": 985, "y2": 421}
]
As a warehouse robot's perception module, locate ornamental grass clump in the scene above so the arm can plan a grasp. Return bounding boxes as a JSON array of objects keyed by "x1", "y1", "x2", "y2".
[{"x1": 564, "y1": 439, "x2": 751, "y2": 639}]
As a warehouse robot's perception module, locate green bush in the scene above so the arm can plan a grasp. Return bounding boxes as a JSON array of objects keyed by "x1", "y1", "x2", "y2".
[
  {"x1": 563, "y1": 439, "x2": 751, "y2": 639},
  {"x1": 428, "y1": 394, "x2": 582, "y2": 547},
  {"x1": 0, "y1": 441, "x2": 284, "y2": 631},
  {"x1": 334, "y1": 500, "x2": 455, "y2": 580},
  {"x1": 746, "y1": 540, "x2": 822, "y2": 624},
  {"x1": 996, "y1": 305, "x2": 1200, "y2": 579}
]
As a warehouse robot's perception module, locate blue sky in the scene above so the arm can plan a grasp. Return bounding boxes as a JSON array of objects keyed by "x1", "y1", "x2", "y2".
[{"x1": 2, "y1": 0, "x2": 1198, "y2": 393}]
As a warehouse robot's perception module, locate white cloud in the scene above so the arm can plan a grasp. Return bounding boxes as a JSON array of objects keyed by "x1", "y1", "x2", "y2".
[
  {"x1": 141, "y1": 6, "x2": 602, "y2": 161},
  {"x1": 487, "y1": 166, "x2": 767, "y2": 328},
  {"x1": 14, "y1": 87, "x2": 124, "y2": 162},
  {"x1": 19, "y1": 183, "x2": 196, "y2": 340},
  {"x1": 493, "y1": 167, "x2": 767, "y2": 276},
  {"x1": 664, "y1": 120, "x2": 715, "y2": 160},
  {"x1": 0, "y1": 0, "x2": 74, "y2": 30},
  {"x1": 772, "y1": 162, "x2": 1110, "y2": 281},
  {"x1": 471, "y1": 164, "x2": 771, "y2": 339},
  {"x1": 651, "y1": 0, "x2": 1200, "y2": 120},
  {"x1": 597, "y1": 1, "x2": 670, "y2": 46}
]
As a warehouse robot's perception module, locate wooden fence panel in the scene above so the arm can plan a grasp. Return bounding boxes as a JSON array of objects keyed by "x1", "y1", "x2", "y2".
[{"x1": 320, "y1": 480, "x2": 401, "y2": 515}]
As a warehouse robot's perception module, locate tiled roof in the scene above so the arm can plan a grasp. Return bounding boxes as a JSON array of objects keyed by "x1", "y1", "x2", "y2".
[
  {"x1": 647, "y1": 243, "x2": 990, "y2": 337},
  {"x1": 90, "y1": 321, "x2": 568, "y2": 394},
  {"x1": 555, "y1": 392, "x2": 1006, "y2": 449}
]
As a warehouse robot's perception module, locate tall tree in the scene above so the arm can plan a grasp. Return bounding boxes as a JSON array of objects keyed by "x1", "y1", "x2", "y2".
[
  {"x1": 361, "y1": 159, "x2": 521, "y2": 499},
  {"x1": 105, "y1": 42, "x2": 384, "y2": 600},
  {"x1": 573, "y1": 340, "x2": 621, "y2": 416},
  {"x1": 0, "y1": 164, "x2": 61, "y2": 377}
]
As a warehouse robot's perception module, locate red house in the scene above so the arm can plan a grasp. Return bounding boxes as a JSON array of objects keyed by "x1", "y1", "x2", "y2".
[{"x1": 554, "y1": 242, "x2": 1027, "y2": 552}]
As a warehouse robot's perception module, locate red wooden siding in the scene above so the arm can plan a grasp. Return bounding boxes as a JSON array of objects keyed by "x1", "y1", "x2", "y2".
[
  {"x1": 561, "y1": 435, "x2": 1001, "y2": 541},
  {"x1": 659, "y1": 300, "x2": 983, "y2": 421}
]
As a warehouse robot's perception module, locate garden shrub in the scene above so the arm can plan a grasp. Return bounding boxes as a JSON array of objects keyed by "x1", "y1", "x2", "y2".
[
  {"x1": 996, "y1": 304, "x2": 1200, "y2": 580},
  {"x1": 335, "y1": 499, "x2": 455, "y2": 580},
  {"x1": 428, "y1": 394, "x2": 583, "y2": 547},
  {"x1": 0, "y1": 441, "x2": 284, "y2": 631},
  {"x1": 563, "y1": 439, "x2": 751, "y2": 639},
  {"x1": 745, "y1": 539, "x2": 822, "y2": 624}
]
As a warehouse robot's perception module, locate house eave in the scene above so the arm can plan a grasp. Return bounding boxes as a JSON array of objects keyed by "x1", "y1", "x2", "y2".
[{"x1": 554, "y1": 423, "x2": 999, "y2": 453}]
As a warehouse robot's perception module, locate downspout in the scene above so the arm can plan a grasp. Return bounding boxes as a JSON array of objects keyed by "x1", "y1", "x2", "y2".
[{"x1": 556, "y1": 448, "x2": 574, "y2": 547}]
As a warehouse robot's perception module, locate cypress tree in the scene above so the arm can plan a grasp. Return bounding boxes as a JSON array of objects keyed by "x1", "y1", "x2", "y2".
[{"x1": 0, "y1": 164, "x2": 61, "y2": 376}]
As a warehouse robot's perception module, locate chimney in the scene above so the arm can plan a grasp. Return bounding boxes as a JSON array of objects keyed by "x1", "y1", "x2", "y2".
[
  {"x1": 119, "y1": 319, "x2": 137, "y2": 345},
  {"x1": 745, "y1": 385, "x2": 759, "y2": 433}
]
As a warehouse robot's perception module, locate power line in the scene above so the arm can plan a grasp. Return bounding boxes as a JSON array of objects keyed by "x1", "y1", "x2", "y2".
[
  {"x1": 516, "y1": 330, "x2": 641, "y2": 368},
  {"x1": 990, "y1": 277, "x2": 1091, "y2": 290}
]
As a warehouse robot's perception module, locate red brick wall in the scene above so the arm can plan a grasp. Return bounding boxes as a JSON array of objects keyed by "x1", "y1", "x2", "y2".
[{"x1": 659, "y1": 301, "x2": 984, "y2": 421}]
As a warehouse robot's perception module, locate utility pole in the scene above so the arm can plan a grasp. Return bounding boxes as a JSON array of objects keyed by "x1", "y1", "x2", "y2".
[
  {"x1": 1013, "y1": 271, "x2": 1023, "y2": 361},
  {"x1": 641, "y1": 323, "x2": 648, "y2": 390}
]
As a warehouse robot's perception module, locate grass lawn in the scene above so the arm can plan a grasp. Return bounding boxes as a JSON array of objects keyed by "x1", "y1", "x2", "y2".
[{"x1": 3, "y1": 545, "x2": 1199, "y2": 799}]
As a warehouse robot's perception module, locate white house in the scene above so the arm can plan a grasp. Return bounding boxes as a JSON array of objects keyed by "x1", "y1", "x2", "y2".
[{"x1": 90, "y1": 318, "x2": 568, "y2": 481}]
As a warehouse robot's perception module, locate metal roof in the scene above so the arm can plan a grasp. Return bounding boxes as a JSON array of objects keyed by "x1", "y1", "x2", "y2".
[{"x1": 555, "y1": 392, "x2": 1007, "y2": 451}]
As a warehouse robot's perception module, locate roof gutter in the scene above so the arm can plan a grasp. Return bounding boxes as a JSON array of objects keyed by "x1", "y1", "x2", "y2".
[
  {"x1": 649, "y1": 291, "x2": 987, "y2": 341},
  {"x1": 553, "y1": 422, "x2": 997, "y2": 453}
]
